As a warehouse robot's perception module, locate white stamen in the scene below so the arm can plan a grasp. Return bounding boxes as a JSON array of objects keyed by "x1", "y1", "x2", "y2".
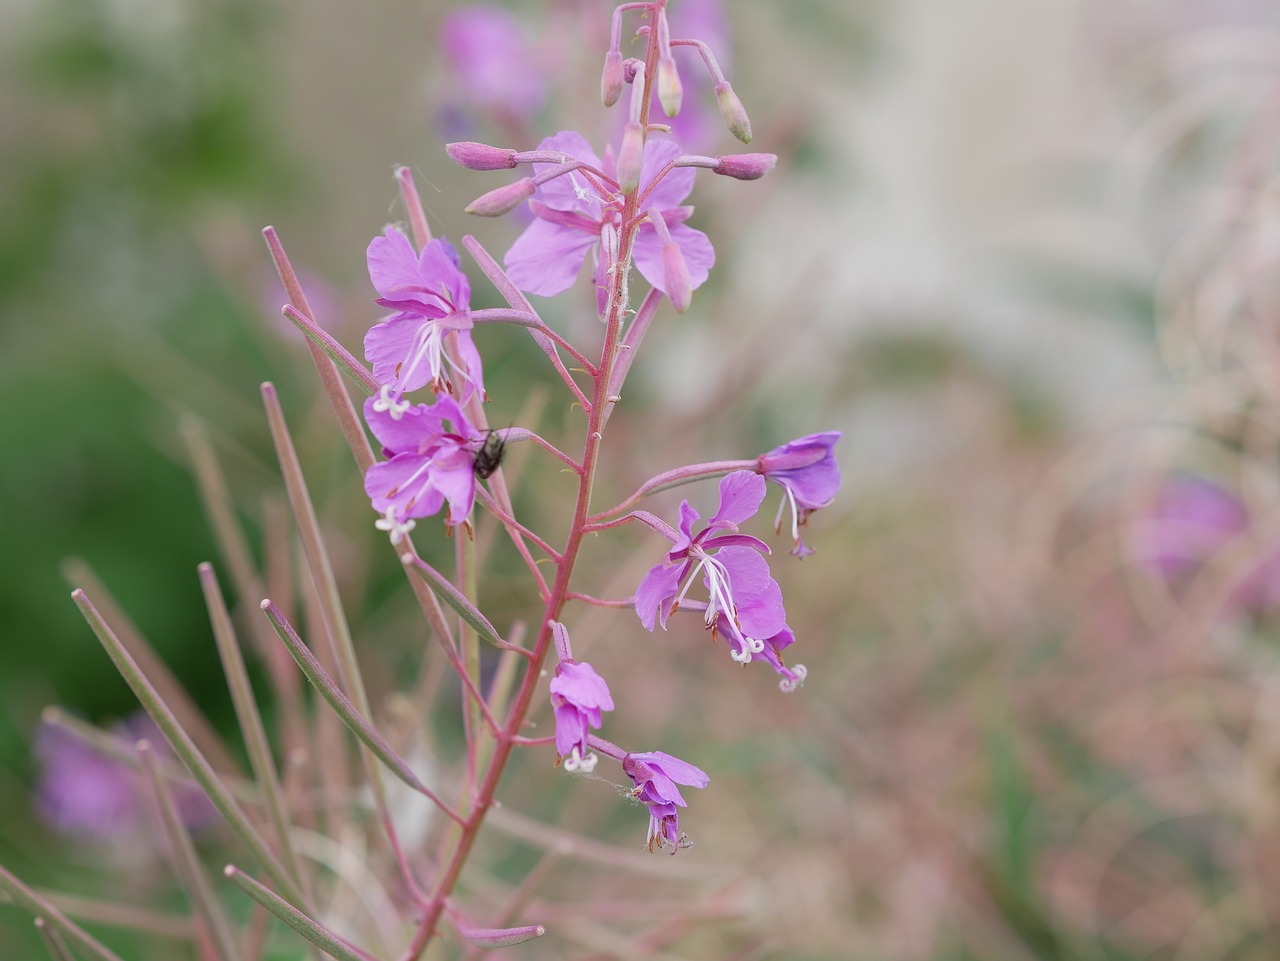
[{"x1": 774, "y1": 487, "x2": 801, "y2": 544}]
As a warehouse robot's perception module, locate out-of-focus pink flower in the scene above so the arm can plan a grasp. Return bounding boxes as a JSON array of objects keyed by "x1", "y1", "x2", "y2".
[
  {"x1": 440, "y1": 5, "x2": 545, "y2": 121},
  {"x1": 34, "y1": 713, "x2": 215, "y2": 841}
]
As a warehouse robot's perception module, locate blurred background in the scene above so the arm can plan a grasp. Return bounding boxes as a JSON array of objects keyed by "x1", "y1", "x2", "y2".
[{"x1": 3, "y1": 0, "x2": 1280, "y2": 958}]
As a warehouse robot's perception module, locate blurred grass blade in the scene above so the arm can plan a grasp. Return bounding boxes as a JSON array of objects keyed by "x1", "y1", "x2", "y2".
[
  {"x1": 261, "y1": 601, "x2": 460, "y2": 823},
  {"x1": 0, "y1": 865, "x2": 126, "y2": 961},
  {"x1": 262, "y1": 229, "x2": 375, "y2": 475},
  {"x1": 70, "y1": 588, "x2": 308, "y2": 911},
  {"x1": 60, "y1": 557, "x2": 240, "y2": 777},
  {"x1": 402, "y1": 553, "x2": 506, "y2": 649},
  {"x1": 40, "y1": 707, "x2": 256, "y2": 805},
  {"x1": 138, "y1": 740, "x2": 243, "y2": 961},
  {"x1": 201, "y1": 563, "x2": 310, "y2": 904},
  {"x1": 34, "y1": 890, "x2": 193, "y2": 941},
  {"x1": 223, "y1": 866, "x2": 377, "y2": 961},
  {"x1": 33, "y1": 918, "x2": 75, "y2": 961}
]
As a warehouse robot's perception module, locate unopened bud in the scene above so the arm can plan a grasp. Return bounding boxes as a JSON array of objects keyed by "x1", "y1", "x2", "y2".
[
  {"x1": 616, "y1": 122, "x2": 644, "y2": 194},
  {"x1": 446, "y1": 141, "x2": 518, "y2": 171},
  {"x1": 657, "y1": 55, "x2": 682, "y2": 118},
  {"x1": 715, "y1": 153, "x2": 777, "y2": 181},
  {"x1": 601, "y1": 50, "x2": 624, "y2": 107},
  {"x1": 715, "y1": 81, "x2": 752, "y2": 144},
  {"x1": 459, "y1": 923, "x2": 547, "y2": 947},
  {"x1": 465, "y1": 177, "x2": 536, "y2": 217},
  {"x1": 662, "y1": 242, "x2": 692, "y2": 314}
]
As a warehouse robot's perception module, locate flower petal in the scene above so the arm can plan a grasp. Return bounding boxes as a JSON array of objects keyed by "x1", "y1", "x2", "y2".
[
  {"x1": 710, "y1": 470, "x2": 766, "y2": 529},
  {"x1": 504, "y1": 217, "x2": 598, "y2": 298},
  {"x1": 635, "y1": 562, "x2": 683, "y2": 631}
]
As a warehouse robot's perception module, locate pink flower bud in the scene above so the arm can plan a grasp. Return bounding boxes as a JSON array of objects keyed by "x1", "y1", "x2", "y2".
[
  {"x1": 662, "y1": 242, "x2": 692, "y2": 313},
  {"x1": 715, "y1": 153, "x2": 777, "y2": 181},
  {"x1": 445, "y1": 141, "x2": 517, "y2": 171},
  {"x1": 715, "y1": 81, "x2": 752, "y2": 144},
  {"x1": 657, "y1": 55, "x2": 682, "y2": 118},
  {"x1": 616, "y1": 122, "x2": 644, "y2": 194},
  {"x1": 464, "y1": 177, "x2": 535, "y2": 217},
  {"x1": 601, "y1": 50, "x2": 624, "y2": 107},
  {"x1": 458, "y1": 923, "x2": 547, "y2": 947}
]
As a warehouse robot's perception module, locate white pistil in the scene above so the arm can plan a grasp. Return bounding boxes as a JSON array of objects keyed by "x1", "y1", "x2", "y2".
[
  {"x1": 375, "y1": 507, "x2": 416, "y2": 545},
  {"x1": 373, "y1": 385, "x2": 411, "y2": 421},
  {"x1": 778, "y1": 664, "x2": 808, "y2": 693},
  {"x1": 563, "y1": 746, "x2": 597, "y2": 774}
]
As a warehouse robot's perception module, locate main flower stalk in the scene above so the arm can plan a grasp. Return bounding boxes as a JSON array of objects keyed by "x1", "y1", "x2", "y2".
[{"x1": 401, "y1": 9, "x2": 664, "y2": 952}]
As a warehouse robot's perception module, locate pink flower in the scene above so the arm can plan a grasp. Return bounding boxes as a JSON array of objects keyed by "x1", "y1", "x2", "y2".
[
  {"x1": 363, "y1": 393, "x2": 485, "y2": 540},
  {"x1": 364, "y1": 227, "x2": 484, "y2": 416},
  {"x1": 503, "y1": 131, "x2": 715, "y2": 312},
  {"x1": 622, "y1": 750, "x2": 709, "y2": 853},
  {"x1": 758, "y1": 432, "x2": 842, "y2": 557},
  {"x1": 550, "y1": 660, "x2": 614, "y2": 772},
  {"x1": 636, "y1": 471, "x2": 788, "y2": 667},
  {"x1": 440, "y1": 5, "x2": 545, "y2": 121}
]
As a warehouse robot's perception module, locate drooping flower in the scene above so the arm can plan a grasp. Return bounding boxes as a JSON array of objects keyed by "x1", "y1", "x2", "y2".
[
  {"x1": 503, "y1": 130, "x2": 715, "y2": 312},
  {"x1": 635, "y1": 470, "x2": 787, "y2": 666},
  {"x1": 364, "y1": 226, "x2": 484, "y2": 418},
  {"x1": 550, "y1": 661, "x2": 614, "y2": 773},
  {"x1": 363, "y1": 393, "x2": 485, "y2": 540},
  {"x1": 757, "y1": 431, "x2": 842, "y2": 557},
  {"x1": 622, "y1": 750, "x2": 710, "y2": 853}
]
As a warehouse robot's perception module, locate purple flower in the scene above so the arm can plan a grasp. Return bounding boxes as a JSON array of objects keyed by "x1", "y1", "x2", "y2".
[
  {"x1": 503, "y1": 130, "x2": 715, "y2": 311},
  {"x1": 440, "y1": 5, "x2": 545, "y2": 121},
  {"x1": 34, "y1": 714, "x2": 215, "y2": 842},
  {"x1": 364, "y1": 227, "x2": 484, "y2": 417},
  {"x1": 758, "y1": 432, "x2": 842, "y2": 557},
  {"x1": 1133, "y1": 475, "x2": 1247, "y2": 580},
  {"x1": 549, "y1": 660, "x2": 614, "y2": 773},
  {"x1": 635, "y1": 470, "x2": 787, "y2": 666},
  {"x1": 363, "y1": 393, "x2": 484, "y2": 541},
  {"x1": 622, "y1": 750, "x2": 709, "y2": 853},
  {"x1": 35, "y1": 722, "x2": 139, "y2": 840}
]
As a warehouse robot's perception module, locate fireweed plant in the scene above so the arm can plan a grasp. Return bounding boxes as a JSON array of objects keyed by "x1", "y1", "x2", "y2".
[{"x1": 3, "y1": 3, "x2": 841, "y2": 958}]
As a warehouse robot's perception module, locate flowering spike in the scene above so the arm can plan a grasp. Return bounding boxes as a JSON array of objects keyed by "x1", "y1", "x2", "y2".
[
  {"x1": 715, "y1": 153, "x2": 777, "y2": 181},
  {"x1": 446, "y1": 141, "x2": 518, "y2": 171},
  {"x1": 465, "y1": 177, "x2": 537, "y2": 217},
  {"x1": 601, "y1": 49, "x2": 624, "y2": 107},
  {"x1": 715, "y1": 81, "x2": 752, "y2": 144}
]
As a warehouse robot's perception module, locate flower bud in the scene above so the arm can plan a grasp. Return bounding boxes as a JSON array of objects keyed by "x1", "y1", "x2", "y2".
[
  {"x1": 715, "y1": 81, "x2": 752, "y2": 144},
  {"x1": 445, "y1": 141, "x2": 518, "y2": 171},
  {"x1": 459, "y1": 923, "x2": 547, "y2": 947},
  {"x1": 662, "y1": 242, "x2": 692, "y2": 313},
  {"x1": 616, "y1": 122, "x2": 644, "y2": 194},
  {"x1": 601, "y1": 50, "x2": 624, "y2": 107},
  {"x1": 657, "y1": 55, "x2": 682, "y2": 118},
  {"x1": 464, "y1": 177, "x2": 535, "y2": 217},
  {"x1": 714, "y1": 153, "x2": 777, "y2": 181}
]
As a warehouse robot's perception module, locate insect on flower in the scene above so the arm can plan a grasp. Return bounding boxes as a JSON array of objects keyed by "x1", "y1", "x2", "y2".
[{"x1": 472, "y1": 429, "x2": 506, "y2": 479}]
